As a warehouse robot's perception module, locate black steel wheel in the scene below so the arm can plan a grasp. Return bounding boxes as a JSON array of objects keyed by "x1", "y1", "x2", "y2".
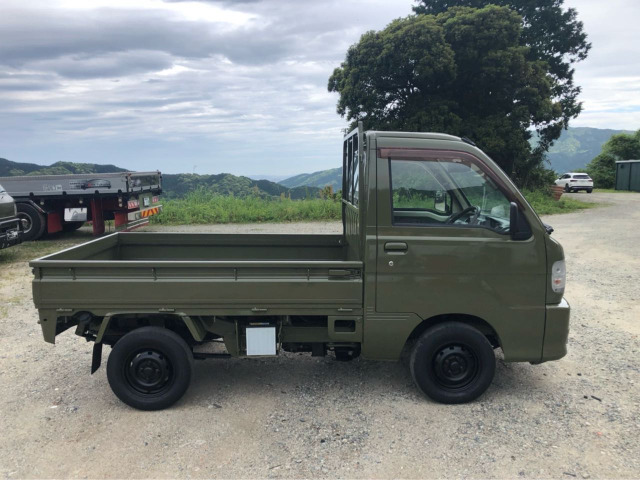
[
  {"x1": 16, "y1": 203, "x2": 46, "y2": 241},
  {"x1": 410, "y1": 322, "x2": 495, "y2": 404},
  {"x1": 107, "y1": 327, "x2": 193, "y2": 410}
]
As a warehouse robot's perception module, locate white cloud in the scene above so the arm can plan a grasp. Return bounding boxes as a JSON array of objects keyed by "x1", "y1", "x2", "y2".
[{"x1": 0, "y1": 0, "x2": 637, "y2": 175}]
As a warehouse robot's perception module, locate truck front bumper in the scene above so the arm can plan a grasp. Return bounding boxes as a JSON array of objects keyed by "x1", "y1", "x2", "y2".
[{"x1": 541, "y1": 297, "x2": 570, "y2": 362}]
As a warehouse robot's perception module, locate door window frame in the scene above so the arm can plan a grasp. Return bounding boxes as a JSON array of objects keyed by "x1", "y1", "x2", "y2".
[{"x1": 380, "y1": 148, "x2": 520, "y2": 233}]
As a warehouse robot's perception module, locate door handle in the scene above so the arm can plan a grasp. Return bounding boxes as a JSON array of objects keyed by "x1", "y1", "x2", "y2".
[{"x1": 384, "y1": 242, "x2": 408, "y2": 252}]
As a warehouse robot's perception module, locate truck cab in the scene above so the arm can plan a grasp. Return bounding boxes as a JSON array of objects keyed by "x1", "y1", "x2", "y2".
[
  {"x1": 31, "y1": 125, "x2": 570, "y2": 410},
  {"x1": 0, "y1": 184, "x2": 24, "y2": 249}
]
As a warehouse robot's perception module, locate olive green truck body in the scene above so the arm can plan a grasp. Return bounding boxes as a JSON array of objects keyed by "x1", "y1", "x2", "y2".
[{"x1": 31, "y1": 127, "x2": 570, "y2": 409}]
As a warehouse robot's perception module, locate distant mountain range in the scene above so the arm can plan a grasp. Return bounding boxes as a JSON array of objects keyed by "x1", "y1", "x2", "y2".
[
  {"x1": 278, "y1": 127, "x2": 634, "y2": 189},
  {"x1": 0, "y1": 158, "x2": 320, "y2": 200},
  {"x1": 0, "y1": 127, "x2": 633, "y2": 197},
  {"x1": 279, "y1": 167, "x2": 342, "y2": 191},
  {"x1": 538, "y1": 127, "x2": 633, "y2": 173},
  {"x1": 0, "y1": 158, "x2": 128, "y2": 177}
]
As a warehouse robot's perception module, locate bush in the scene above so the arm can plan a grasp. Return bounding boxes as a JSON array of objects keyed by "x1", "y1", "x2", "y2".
[{"x1": 522, "y1": 189, "x2": 597, "y2": 215}]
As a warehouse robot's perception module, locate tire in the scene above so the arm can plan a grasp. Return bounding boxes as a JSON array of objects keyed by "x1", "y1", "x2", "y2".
[
  {"x1": 564, "y1": 184, "x2": 571, "y2": 193},
  {"x1": 63, "y1": 221, "x2": 85, "y2": 232},
  {"x1": 587, "y1": 189, "x2": 593, "y2": 193},
  {"x1": 16, "y1": 203, "x2": 46, "y2": 241},
  {"x1": 410, "y1": 322, "x2": 496, "y2": 404},
  {"x1": 107, "y1": 327, "x2": 193, "y2": 410}
]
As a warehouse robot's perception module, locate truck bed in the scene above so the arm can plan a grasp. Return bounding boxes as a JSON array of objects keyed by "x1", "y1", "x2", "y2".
[
  {"x1": 0, "y1": 171, "x2": 161, "y2": 198},
  {"x1": 30, "y1": 232, "x2": 363, "y2": 316}
]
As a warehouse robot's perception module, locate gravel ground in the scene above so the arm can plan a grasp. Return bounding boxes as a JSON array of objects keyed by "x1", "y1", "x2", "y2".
[{"x1": 0, "y1": 193, "x2": 639, "y2": 479}]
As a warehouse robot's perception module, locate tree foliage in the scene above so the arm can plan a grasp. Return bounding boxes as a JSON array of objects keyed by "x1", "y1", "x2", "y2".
[
  {"x1": 329, "y1": 6, "x2": 562, "y2": 185},
  {"x1": 586, "y1": 130, "x2": 640, "y2": 188},
  {"x1": 413, "y1": 0, "x2": 591, "y2": 154}
]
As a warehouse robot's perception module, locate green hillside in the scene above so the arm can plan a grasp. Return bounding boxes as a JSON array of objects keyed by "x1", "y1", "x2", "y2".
[
  {"x1": 0, "y1": 158, "x2": 127, "y2": 177},
  {"x1": 280, "y1": 167, "x2": 342, "y2": 190},
  {"x1": 0, "y1": 158, "x2": 320, "y2": 200},
  {"x1": 540, "y1": 127, "x2": 633, "y2": 173},
  {"x1": 161, "y1": 173, "x2": 319, "y2": 200}
]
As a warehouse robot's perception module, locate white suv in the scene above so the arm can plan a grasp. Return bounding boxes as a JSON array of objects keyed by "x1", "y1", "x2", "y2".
[{"x1": 555, "y1": 173, "x2": 593, "y2": 193}]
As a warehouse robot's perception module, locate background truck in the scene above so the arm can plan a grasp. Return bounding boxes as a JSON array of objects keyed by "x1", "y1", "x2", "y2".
[
  {"x1": 0, "y1": 184, "x2": 24, "y2": 249},
  {"x1": 0, "y1": 171, "x2": 163, "y2": 241},
  {"x1": 31, "y1": 125, "x2": 570, "y2": 410}
]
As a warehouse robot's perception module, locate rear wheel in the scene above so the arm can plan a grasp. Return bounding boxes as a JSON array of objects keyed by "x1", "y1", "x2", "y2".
[
  {"x1": 16, "y1": 203, "x2": 46, "y2": 241},
  {"x1": 107, "y1": 327, "x2": 193, "y2": 410},
  {"x1": 587, "y1": 189, "x2": 593, "y2": 193},
  {"x1": 410, "y1": 322, "x2": 495, "y2": 404}
]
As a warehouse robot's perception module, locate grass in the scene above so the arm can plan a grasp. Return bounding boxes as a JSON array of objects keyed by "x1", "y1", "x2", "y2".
[
  {"x1": 150, "y1": 187, "x2": 599, "y2": 226},
  {"x1": 522, "y1": 189, "x2": 599, "y2": 215},
  {"x1": 150, "y1": 189, "x2": 342, "y2": 225},
  {"x1": 0, "y1": 233, "x2": 92, "y2": 264}
]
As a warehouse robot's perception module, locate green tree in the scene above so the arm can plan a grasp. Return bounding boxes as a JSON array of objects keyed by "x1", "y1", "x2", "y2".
[
  {"x1": 413, "y1": 0, "x2": 591, "y2": 154},
  {"x1": 586, "y1": 130, "x2": 640, "y2": 188},
  {"x1": 328, "y1": 6, "x2": 559, "y2": 185}
]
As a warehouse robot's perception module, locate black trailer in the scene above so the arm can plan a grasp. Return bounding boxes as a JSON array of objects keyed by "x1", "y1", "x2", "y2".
[{"x1": 0, "y1": 171, "x2": 163, "y2": 241}]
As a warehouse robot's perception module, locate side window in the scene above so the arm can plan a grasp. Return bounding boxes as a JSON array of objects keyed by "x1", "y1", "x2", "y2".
[
  {"x1": 352, "y1": 137, "x2": 359, "y2": 206},
  {"x1": 391, "y1": 160, "x2": 452, "y2": 219},
  {"x1": 343, "y1": 134, "x2": 359, "y2": 207},
  {"x1": 390, "y1": 156, "x2": 512, "y2": 234}
]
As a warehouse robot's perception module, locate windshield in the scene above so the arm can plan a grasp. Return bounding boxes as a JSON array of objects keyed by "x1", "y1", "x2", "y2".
[{"x1": 0, "y1": 184, "x2": 6, "y2": 194}]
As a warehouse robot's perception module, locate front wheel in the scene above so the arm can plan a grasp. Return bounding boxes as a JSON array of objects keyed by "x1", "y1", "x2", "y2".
[
  {"x1": 107, "y1": 327, "x2": 193, "y2": 410},
  {"x1": 410, "y1": 322, "x2": 495, "y2": 404},
  {"x1": 564, "y1": 184, "x2": 571, "y2": 193}
]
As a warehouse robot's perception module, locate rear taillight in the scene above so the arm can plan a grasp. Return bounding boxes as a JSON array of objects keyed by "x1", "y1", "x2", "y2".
[
  {"x1": 551, "y1": 260, "x2": 566, "y2": 294},
  {"x1": 570, "y1": 179, "x2": 577, "y2": 182}
]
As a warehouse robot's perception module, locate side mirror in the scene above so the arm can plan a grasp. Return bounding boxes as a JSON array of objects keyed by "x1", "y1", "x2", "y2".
[
  {"x1": 509, "y1": 202, "x2": 518, "y2": 240},
  {"x1": 509, "y1": 202, "x2": 532, "y2": 241}
]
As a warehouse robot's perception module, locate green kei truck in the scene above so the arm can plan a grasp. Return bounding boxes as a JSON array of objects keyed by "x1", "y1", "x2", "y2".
[{"x1": 31, "y1": 126, "x2": 570, "y2": 410}]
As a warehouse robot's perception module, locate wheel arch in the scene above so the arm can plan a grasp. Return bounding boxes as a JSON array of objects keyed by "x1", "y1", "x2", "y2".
[
  {"x1": 96, "y1": 312, "x2": 207, "y2": 345},
  {"x1": 404, "y1": 313, "x2": 502, "y2": 350}
]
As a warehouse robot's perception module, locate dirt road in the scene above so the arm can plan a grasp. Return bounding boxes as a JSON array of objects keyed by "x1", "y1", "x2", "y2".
[{"x1": 1, "y1": 193, "x2": 638, "y2": 478}]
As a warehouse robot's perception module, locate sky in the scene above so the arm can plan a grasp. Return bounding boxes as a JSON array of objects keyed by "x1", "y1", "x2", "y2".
[{"x1": 0, "y1": 0, "x2": 638, "y2": 179}]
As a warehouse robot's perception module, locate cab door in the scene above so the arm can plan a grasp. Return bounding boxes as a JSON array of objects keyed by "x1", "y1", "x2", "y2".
[{"x1": 374, "y1": 147, "x2": 547, "y2": 362}]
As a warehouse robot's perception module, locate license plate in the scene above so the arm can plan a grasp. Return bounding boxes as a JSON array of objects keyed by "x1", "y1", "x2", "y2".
[{"x1": 246, "y1": 327, "x2": 276, "y2": 356}]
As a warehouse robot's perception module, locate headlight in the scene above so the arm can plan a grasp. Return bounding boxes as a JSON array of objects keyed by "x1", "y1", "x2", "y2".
[{"x1": 551, "y1": 260, "x2": 566, "y2": 293}]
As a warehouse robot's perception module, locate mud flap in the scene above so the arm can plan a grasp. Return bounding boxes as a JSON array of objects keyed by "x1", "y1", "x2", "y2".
[{"x1": 91, "y1": 342, "x2": 103, "y2": 374}]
